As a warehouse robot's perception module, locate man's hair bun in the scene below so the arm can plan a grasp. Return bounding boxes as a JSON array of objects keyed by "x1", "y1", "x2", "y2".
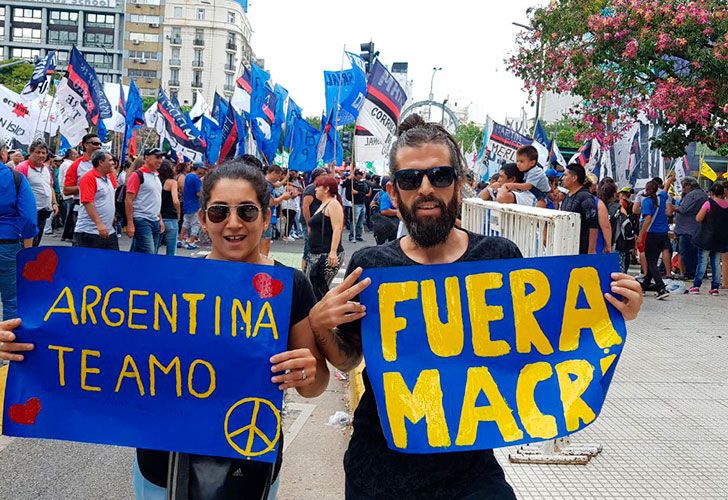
[{"x1": 397, "y1": 113, "x2": 427, "y2": 135}]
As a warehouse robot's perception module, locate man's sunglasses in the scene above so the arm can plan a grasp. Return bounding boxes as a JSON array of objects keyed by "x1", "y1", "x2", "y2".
[
  {"x1": 86, "y1": 141, "x2": 102, "y2": 146},
  {"x1": 205, "y1": 204, "x2": 261, "y2": 223},
  {"x1": 393, "y1": 166, "x2": 457, "y2": 191}
]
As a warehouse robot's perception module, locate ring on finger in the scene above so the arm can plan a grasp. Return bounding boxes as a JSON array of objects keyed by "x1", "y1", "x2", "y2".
[{"x1": 301, "y1": 369, "x2": 307, "y2": 380}]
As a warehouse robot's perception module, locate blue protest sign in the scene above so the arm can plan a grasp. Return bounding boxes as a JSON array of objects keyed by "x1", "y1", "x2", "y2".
[
  {"x1": 3, "y1": 247, "x2": 293, "y2": 463},
  {"x1": 359, "y1": 253, "x2": 626, "y2": 454}
]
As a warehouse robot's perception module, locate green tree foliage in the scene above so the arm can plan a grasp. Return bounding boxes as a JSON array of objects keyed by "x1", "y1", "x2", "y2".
[
  {"x1": 543, "y1": 117, "x2": 587, "y2": 149},
  {"x1": 0, "y1": 59, "x2": 34, "y2": 93},
  {"x1": 306, "y1": 116, "x2": 322, "y2": 130},
  {"x1": 142, "y1": 96, "x2": 156, "y2": 112},
  {"x1": 454, "y1": 122, "x2": 484, "y2": 151}
]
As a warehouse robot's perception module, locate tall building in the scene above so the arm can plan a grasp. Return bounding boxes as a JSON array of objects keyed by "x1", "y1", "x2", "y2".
[
  {"x1": 0, "y1": 0, "x2": 125, "y2": 83},
  {"x1": 123, "y1": 0, "x2": 164, "y2": 97},
  {"x1": 390, "y1": 62, "x2": 414, "y2": 108},
  {"x1": 162, "y1": 0, "x2": 253, "y2": 107}
]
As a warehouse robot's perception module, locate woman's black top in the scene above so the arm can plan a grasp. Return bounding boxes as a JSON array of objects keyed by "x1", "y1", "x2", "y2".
[
  {"x1": 160, "y1": 187, "x2": 177, "y2": 220},
  {"x1": 309, "y1": 203, "x2": 343, "y2": 255},
  {"x1": 694, "y1": 198, "x2": 728, "y2": 252},
  {"x1": 137, "y1": 263, "x2": 317, "y2": 494}
]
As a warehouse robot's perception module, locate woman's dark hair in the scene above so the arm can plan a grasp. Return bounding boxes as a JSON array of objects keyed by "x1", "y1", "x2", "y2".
[
  {"x1": 158, "y1": 160, "x2": 175, "y2": 183},
  {"x1": 709, "y1": 181, "x2": 725, "y2": 198},
  {"x1": 565, "y1": 163, "x2": 586, "y2": 185},
  {"x1": 200, "y1": 159, "x2": 270, "y2": 212},
  {"x1": 597, "y1": 180, "x2": 617, "y2": 205},
  {"x1": 389, "y1": 113, "x2": 466, "y2": 179},
  {"x1": 644, "y1": 180, "x2": 659, "y2": 204},
  {"x1": 499, "y1": 163, "x2": 524, "y2": 183},
  {"x1": 63, "y1": 148, "x2": 76, "y2": 160}
]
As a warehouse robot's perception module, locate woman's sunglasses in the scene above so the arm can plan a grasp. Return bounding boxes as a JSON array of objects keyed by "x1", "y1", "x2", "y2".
[
  {"x1": 393, "y1": 166, "x2": 457, "y2": 191},
  {"x1": 205, "y1": 204, "x2": 261, "y2": 223}
]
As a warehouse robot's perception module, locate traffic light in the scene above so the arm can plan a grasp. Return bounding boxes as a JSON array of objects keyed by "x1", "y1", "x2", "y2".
[
  {"x1": 359, "y1": 42, "x2": 379, "y2": 74},
  {"x1": 341, "y1": 131, "x2": 352, "y2": 153}
]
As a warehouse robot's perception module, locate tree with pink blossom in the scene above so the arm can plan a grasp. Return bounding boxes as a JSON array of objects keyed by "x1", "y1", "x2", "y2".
[{"x1": 508, "y1": 0, "x2": 728, "y2": 157}]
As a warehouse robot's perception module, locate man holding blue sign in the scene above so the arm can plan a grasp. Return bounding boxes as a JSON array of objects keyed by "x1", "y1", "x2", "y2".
[{"x1": 309, "y1": 114, "x2": 644, "y2": 499}]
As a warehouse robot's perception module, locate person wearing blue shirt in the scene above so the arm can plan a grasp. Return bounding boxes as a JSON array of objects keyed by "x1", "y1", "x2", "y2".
[
  {"x1": 181, "y1": 163, "x2": 205, "y2": 249},
  {"x1": 0, "y1": 139, "x2": 38, "y2": 320},
  {"x1": 638, "y1": 180, "x2": 672, "y2": 300}
]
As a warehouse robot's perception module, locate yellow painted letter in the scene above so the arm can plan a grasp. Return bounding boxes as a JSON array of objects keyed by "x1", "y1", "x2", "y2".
[
  {"x1": 510, "y1": 269, "x2": 554, "y2": 355},
  {"x1": 182, "y1": 293, "x2": 205, "y2": 335},
  {"x1": 516, "y1": 362, "x2": 557, "y2": 439},
  {"x1": 420, "y1": 277, "x2": 464, "y2": 358},
  {"x1": 465, "y1": 273, "x2": 509, "y2": 357},
  {"x1": 383, "y1": 370, "x2": 450, "y2": 449},
  {"x1": 115, "y1": 354, "x2": 146, "y2": 396},
  {"x1": 456, "y1": 367, "x2": 523, "y2": 445},
  {"x1": 149, "y1": 355, "x2": 182, "y2": 397},
  {"x1": 188, "y1": 359, "x2": 216, "y2": 398},
  {"x1": 252, "y1": 302, "x2": 278, "y2": 340},
  {"x1": 128, "y1": 290, "x2": 150, "y2": 330},
  {"x1": 231, "y1": 299, "x2": 251, "y2": 337},
  {"x1": 379, "y1": 282, "x2": 418, "y2": 362},
  {"x1": 48, "y1": 345, "x2": 74, "y2": 387},
  {"x1": 101, "y1": 287, "x2": 124, "y2": 326},
  {"x1": 44, "y1": 287, "x2": 78, "y2": 325},
  {"x1": 559, "y1": 267, "x2": 622, "y2": 352},
  {"x1": 80, "y1": 285, "x2": 102, "y2": 325},
  {"x1": 80, "y1": 349, "x2": 102, "y2": 392},
  {"x1": 154, "y1": 293, "x2": 177, "y2": 333},
  {"x1": 555, "y1": 359, "x2": 596, "y2": 431}
]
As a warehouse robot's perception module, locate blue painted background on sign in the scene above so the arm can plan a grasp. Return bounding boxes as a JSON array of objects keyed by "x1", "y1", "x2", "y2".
[
  {"x1": 359, "y1": 253, "x2": 626, "y2": 454},
  {"x1": 3, "y1": 247, "x2": 292, "y2": 463}
]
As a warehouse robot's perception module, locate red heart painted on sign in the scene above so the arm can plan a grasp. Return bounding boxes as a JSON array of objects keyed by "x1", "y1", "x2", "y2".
[
  {"x1": 8, "y1": 397, "x2": 42, "y2": 425},
  {"x1": 253, "y1": 273, "x2": 284, "y2": 299},
  {"x1": 22, "y1": 248, "x2": 58, "y2": 283}
]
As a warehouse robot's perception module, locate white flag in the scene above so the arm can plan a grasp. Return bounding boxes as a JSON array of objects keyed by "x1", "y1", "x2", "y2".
[
  {"x1": 673, "y1": 156, "x2": 687, "y2": 195},
  {"x1": 550, "y1": 139, "x2": 567, "y2": 167},
  {"x1": 54, "y1": 78, "x2": 90, "y2": 146},
  {"x1": 144, "y1": 101, "x2": 159, "y2": 130},
  {"x1": 0, "y1": 84, "x2": 42, "y2": 145},
  {"x1": 189, "y1": 90, "x2": 209, "y2": 124}
]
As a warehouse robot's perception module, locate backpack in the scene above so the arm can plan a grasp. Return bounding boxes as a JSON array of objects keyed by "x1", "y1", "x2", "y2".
[
  {"x1": 614, "y1": 211, "x2": 637, "y2": 251},
  {"x1": 115, "y1": 170, "x2": 144, "y2": 227}
]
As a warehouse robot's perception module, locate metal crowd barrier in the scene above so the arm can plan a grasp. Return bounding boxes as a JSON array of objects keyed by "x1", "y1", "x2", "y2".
[{"x1": 462, "y1": 198, "x2": 602, "y2": 465}]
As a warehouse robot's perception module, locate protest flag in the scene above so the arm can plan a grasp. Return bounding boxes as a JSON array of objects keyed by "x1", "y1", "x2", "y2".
[
  {"x1": 532, "y1": 120, "x2": 551, "y2": 167},
  {"x1": 289, "y1": 117, "x2": 322, "y2": 172},
  {"x1": 250, "y1": 64, "x2": 278, "y2": 163},
  {"x1": 156, "y1": 88, "x2": 206, "y2": 163},
  {"x1": 231, "y1": 66, "x2": 252, "y2": 114},
  {"x1": 569, "y1": 139, "x2": 592, "y2": 167},
  {"x1": 189, "y1": 90, "x2": 209, "y2": 125},
  {"x1": 627, "y1": 130, "x2": 642, "y2": 186},
  {"x1": 67, "y1": 46, "x2": 112, "y2": 125},
  {"x1": 548, "y1": 137, "x2": 567, "y2": 167},
  {"x1": 201, "y1": 115, "x2": 222, "y2": 165},
  {"x1": 700, "y1": 157, "x2": 718, "y2": 182},
  {"x1": 20, "y1": 50, "x2": 56, "y2": 101},
  {"x1": 211, "y1": 92, "x2": 229, "y2": 125},
  {"x1": 323, "y1": 111, "x2": 343, "y2": 165},
  {"x1": 284, "y1": 98, "x2": 302, "y2": 151},
  {"x1": 324, "y1": 52, "x2": 368, "y2": 127},
  {"x1": 356, "y1": 60, "x2": 407, "y2": 152},
  {"x1": 121, "y1": 79, "x2": 144, "y2": 164},
  {"x1": 218, "y1": 105, "x2": 247, "y2": 163}
]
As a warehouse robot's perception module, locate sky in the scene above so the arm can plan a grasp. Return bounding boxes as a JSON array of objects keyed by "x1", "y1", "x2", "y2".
[{"x1": 247, "y1": 0, "x2": 543, "y2": 125}]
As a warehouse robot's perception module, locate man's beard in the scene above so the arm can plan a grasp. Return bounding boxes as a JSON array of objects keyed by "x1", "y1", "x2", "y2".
[{"x1": 398, "y1": 194, "x2": 459, "y2": 248}]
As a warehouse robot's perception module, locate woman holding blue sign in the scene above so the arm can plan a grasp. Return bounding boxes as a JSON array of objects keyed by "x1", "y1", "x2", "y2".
[
  {"x1": 0, "y1": 158, "x2": 330, "y2": 499},
  {"x1": 308, "y1": 114, "x2": 645, "y2": 499}
]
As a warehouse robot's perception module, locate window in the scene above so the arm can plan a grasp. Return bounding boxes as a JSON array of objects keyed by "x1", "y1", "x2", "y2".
[
  {"x1": 129, "y1": 50, "x2": 159, "y2": 60},
  {"x1": 128, "y1": 69, "x2": 158, "y2": 78},
  {"x1": 129, "y1": 32, "x2": 160, "y2": 43},
  {"x1": 135, "y1": 0, "x2": 161, "y2": 6},
  {"x1": 170, "y1": 68, "x2": 179, "y2": 81},
  {"x1": 48, "y1": 30, "x2": 78, "y2": 45},
  {"x1": 85, "y1": 32, "x2": 114, "y2": 47},
  {"x1": 13, "y1": 8, "x2": 41, "y2": 23},
  {"x1": 0, "y1": 27, "x2": 4, "y2": 42},
  {"x1": 171, "y1": 47, "x2": 180, "y2": 59},
  {"x1": 196, "y1": 9, "x2": 205, "y2": 20},
  {"x1": 171, "y1": 27, "x2": 181, "y2": 37},
  {"x1": 227, "y1": 11, "x2": 235, "y2": 23},
  {"x1": 192, "y1": 70, "x2": 203, "y2": 87},
  {"x1": 49, "y1": 11, "x2": 79, "y2": 25},
  {"x1": 85, "y1": 53, "x2": 113, "y2": 69},
  {"x1": 225, "y1": 73, "x2": 233, "y2": 87},
  {"x1": 193, "y1": 49, "x2": 203, "y2": 63},
  {"x1": 56, "y1": 51, "x2": 69, "y2": 65},
  {"x1": 85, "y1": 13, "x2": 115, "y2": 27},
  {"x1": 174, "y1": 7, "x2": 182, "y2": 18},
  {"x1": 11, "y1": 48, "x2": 40, "y2": 59},
  {"x1": 226, "y1": 53, "x2": 234, "y2": 68},
  {"x1": 11, "y1": 27, "x2": 41, "y2": 43},
  {"x1": 129, "y1": 15, "x2": 161, "y2": 25}
]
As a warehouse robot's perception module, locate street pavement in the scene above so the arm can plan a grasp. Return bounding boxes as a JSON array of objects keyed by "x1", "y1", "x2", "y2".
[{"x1": 1, "y1": 228, "x2": 727, "y2": 498}]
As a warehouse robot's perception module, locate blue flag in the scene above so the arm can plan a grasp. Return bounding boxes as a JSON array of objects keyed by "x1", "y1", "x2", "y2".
[
  {"x1": 21, "y1": 49, "x2": 56, "y2": 99},
  {"x1": 211, "y1": 92, "x2": 229, "y2": 125},
  {"x1": 569, "y1": 140, "x2": 592, "y2": 167},
  {"x1": 58, "y1": 134, "x2": 72, "y2": 156},
  {"x1": 532, "y1": 120, "x2": 551, "y2": 168},
  {"x1": 121, "y1": 79, "x2": 144, "y2": 164},
  {"x1": 201, "y1": 116, "x2": 222, "y2": 165},
  {"x1": 283, "y1": 98, "x2": 302, "y2": 150},
  {"x1": 323, "y1": 111, "x2": 343, "y2": 165},
  {"x1": 264, "y1": 83, "x2": 288, "y2": 160},
  {"x1": 67, "y1": 46, "x2": 112, "y2": 124},
  {"x1": 219, "y1": 105, "x2": 247, "y2": 163},
  {"x1": 289, "y1": 117, "x2": 322, "y2": 172},
  {"x1": 324, "y1": 52, "x2": 367, "y2": 127},
  {"x1": 157, "y1": 88, "x2": 206, "y2": 163},
  {"x1": 250, "y1": 64, "x2": 279, "y2": 163}
]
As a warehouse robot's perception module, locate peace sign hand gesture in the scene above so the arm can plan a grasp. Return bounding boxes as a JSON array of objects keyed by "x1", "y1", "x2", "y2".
[
  {"x1": 270, "y1": 349, "x2": 318, "y2": 391},
  {"x1": 308, "y1": 267, "x2": 371, "y2": 332}
]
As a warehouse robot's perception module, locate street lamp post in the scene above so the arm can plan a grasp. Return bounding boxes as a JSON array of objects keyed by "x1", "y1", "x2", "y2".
[{"x1": 428, "y1": 66, "x2": 442, "y2": 121}]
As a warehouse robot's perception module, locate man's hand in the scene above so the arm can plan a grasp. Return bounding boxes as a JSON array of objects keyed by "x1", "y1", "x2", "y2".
[
  {"x1": 160, "y1": 219, "x2": 166, "y2": 234},
  {"x1": 125, "y1": 224, "x2": 135, "y2": 238},
  {"x1": 97, "y1": 224, "x2": 109, "y2": 239}
]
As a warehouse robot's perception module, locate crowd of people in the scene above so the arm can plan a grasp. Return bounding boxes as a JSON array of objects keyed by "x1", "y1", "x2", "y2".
[{"x1": 0, "y1": 111, "x2": 718, "y2": 498}]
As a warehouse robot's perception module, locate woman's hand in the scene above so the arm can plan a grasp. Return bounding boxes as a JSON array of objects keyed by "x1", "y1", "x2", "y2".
[
  {"x1": 0, "y1": 319, "x2": 34, "y2": 362},
  {"x1": 270, "y1": 348, "x2": 318, "y2": 391},
  {"x1": 328, "y1": 252, "x2": 339, "y2": 268},
  {"x1": 309, "y1": 267, "x2": 371, "y2": 332},
  {"x1": 605, "y1": 272, "x2": 643, "y2": 321}
]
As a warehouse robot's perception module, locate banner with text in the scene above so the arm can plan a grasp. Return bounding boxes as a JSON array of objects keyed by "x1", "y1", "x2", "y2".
[
  {"x1": 3, "y1": 247, "x2": 292, "y2": 463},
  {"x1": 360, "y1": 253, "x2": 626, "y2": 454}
]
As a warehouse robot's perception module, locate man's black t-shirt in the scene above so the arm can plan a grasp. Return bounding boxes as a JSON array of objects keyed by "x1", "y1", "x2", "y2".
[
  {"x1": 137, "y1": 263, "x2": 316, "y2": 493},
  {"x1": 301, "y1": 183, "x2": 321, "y2": 224},
  {"x1": 344, "y1": 178, "x2": 369, "y2": 206},
  {"x1": 560, "y1": 187, "x2": 598, "y2": 254},
  {"x1": 339, "y1": 230, "x2": 520, "y2": 499}
]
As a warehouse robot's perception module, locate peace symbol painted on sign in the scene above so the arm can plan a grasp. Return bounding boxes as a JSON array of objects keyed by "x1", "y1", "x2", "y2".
[{"x1": 224, "y1": 398, "x2": 281, "y2": 458}]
